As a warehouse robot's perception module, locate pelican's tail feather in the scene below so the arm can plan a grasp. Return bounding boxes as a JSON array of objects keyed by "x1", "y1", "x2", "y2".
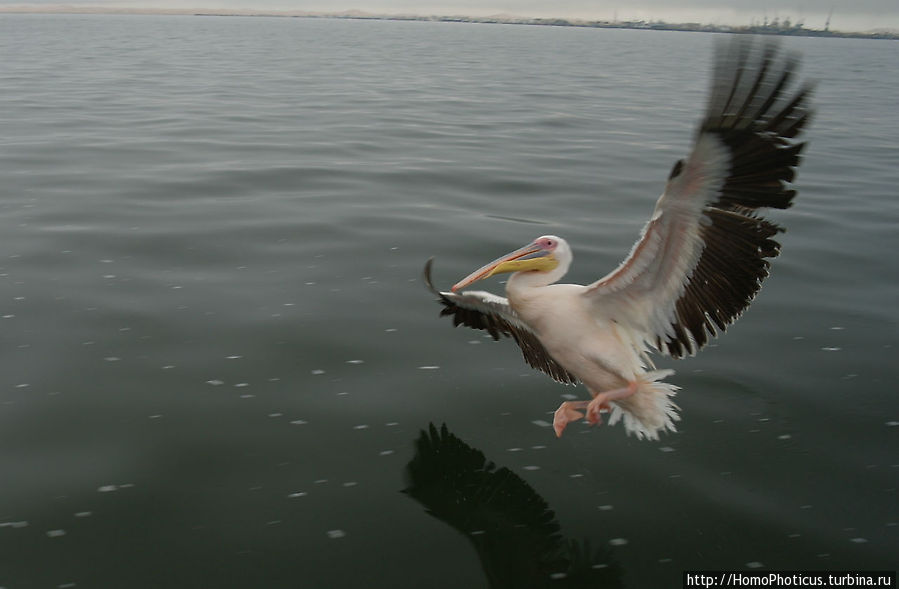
[{"x1": 608, "y1": 369, "x2": 680, "y2": 440}]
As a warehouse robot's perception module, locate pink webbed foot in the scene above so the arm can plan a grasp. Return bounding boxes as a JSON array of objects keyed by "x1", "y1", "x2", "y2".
[
  {"x1": 586, "y1": 382, "x2": 639, "y2": 425},
  {"x1": 585, "y1": 400, "x2": 611, "y2": 426},
  {"x1": 553, "y1": 400, "x2": 589, "y2": 438}
]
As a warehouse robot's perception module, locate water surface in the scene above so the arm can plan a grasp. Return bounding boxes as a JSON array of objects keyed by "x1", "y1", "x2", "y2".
[{"x1": 0, "y1": 14, "x2": 897, "y2": 588}]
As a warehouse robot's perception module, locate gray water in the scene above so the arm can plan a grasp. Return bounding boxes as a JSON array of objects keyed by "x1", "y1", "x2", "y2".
[{"x1": 1, "y1": 14, "x2": 897, "y2": 588}]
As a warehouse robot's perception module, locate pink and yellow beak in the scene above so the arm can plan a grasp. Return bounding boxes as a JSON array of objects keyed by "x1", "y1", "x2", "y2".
[{"x1": 451, "y1": 241, "x2": 558, "y2": 292}]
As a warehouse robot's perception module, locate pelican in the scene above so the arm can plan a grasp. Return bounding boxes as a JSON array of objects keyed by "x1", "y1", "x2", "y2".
[{"x1": 424, "y1": 36, "x2": 813, "y2": 440}]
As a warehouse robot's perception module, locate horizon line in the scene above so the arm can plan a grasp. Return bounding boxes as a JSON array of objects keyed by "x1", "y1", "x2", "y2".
[{"x1": 1, "y1": 6, "x2": 897, "y2": 37}]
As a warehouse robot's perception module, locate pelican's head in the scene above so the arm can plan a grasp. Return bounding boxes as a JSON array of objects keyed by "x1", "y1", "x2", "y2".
[{"x1": 451, "y1": 235, "x2": 571, "y2": 292}]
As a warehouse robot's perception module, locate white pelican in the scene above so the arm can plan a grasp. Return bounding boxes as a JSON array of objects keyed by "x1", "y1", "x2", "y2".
[{"x1": 425, "y1": 36, "x2": 813, "y2": 440}]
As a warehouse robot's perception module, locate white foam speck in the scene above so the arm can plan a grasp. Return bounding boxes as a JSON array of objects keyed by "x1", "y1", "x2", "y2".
[
  {"x1": 74, "y1": 512, "x2": 92, "y2": 518},
  {"x1": 290, "y1": 419, "x2": 307, "y2": 425},
  {"x1": 821, "y1": 347, "x2": 842, "y2": 352},
  {"x1": 609, "y1": 538, "x2": 628, "y2": 546},
  {"x1": 745, "y1": 562, "x2": 764, "y2": 569},
  {"x1": 778, "y1": 434, "x2": 792, "y2": 440},
  {"x1": 531, "y1": 420, "x2": 551, "y2": 428},
  {"x1": 849, "y1": 537, "x2": 868, "y2": 544},
  {"x1": 598, "y1": 505, "x2": 614, "y2": 511},
  {"x1": 46, "y1": 529, "x2": 66, "y2": 538},
  {"x1": 227, "y1": 355, "x2": 242, "y2": 360},
  {"x1": 886, "y1": 421, "x2": 899, "y2": 427},
  {"x1": 326, "y1": 529, "x2": 345, "y2": 539},
  {"x1": 379, "y1": 450, "x2": 394, "y2": 456},
  {"x1": 523, "y1": 465, "x2": 540, "y2": 471},
  {"x1": 418, "y1": 365, "x2": 439, "y2": 370},
  {"x1": 311, "y1": 369, "x2": 325, "y2": 375},
  {"x1": 342, "y1": 482, "x2": 358, "y2": 487},
  {"x1": 288, "y1": 492, "x2": 307, "y2": 498},
  {"x1": 353, "y1": 424, "x2": 369, "y2": 430},
  {"x1": 659, "y1": 446, "x2": 676, "y2": 453},
  {"x1": 97, "y1": 485, "x2": 117, "y2": 493},
  {"x1": 206, "y1": 380, "x2": 224, "y2": 386},
  {"x1": 346, "y1": 359, "x2": 364, "y2": 364},
  {"x1": 104, "y1": 357, "x2": 120, "y2": 362}
]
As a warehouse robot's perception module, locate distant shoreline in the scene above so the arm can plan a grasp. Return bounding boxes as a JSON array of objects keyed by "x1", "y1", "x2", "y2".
[{"x1": 2, "y1": 7, "x2": 897, "y2": 40}]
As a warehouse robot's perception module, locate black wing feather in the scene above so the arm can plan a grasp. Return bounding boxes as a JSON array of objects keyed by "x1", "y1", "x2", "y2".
[{"x1": 659, "y1": 37, "x2": 813, "y2": 357}]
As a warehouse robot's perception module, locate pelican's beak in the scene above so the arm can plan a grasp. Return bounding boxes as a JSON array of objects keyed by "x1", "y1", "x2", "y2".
[{"x1": 451, "y1": 242, "x2": 557, "y2": 292}]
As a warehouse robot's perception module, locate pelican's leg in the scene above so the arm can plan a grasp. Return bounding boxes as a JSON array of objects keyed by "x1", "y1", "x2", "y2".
[
  {"x1": 586, "y1": 382, "x2": 638, "y2": 425},
  {"x1": 553, "y1": 400, "x2": 589, "y2": 438}
]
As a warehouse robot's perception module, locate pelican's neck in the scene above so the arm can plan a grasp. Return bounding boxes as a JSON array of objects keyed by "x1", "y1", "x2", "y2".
[{"x1": 506, "y1": 266, "x2": 567, "y2": 298}]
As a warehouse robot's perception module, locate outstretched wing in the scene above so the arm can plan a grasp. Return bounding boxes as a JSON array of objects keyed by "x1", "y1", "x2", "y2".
[
  {"x1": 583, "y1": 36, "x2": 813, "y2": 358},
  {"x1": 424, "y1": 259, "x2": 578, "y2": 385}
]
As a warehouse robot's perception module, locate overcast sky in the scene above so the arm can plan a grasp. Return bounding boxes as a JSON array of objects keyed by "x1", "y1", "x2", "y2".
[{"x1": 2, "y1": 0, "x2": 898, "y2": 31}]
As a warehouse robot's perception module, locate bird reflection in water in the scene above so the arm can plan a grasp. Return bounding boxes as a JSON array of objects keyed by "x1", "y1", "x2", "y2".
[{"x1": 403, "y1": 423, "x2": 623, "y2": 588}]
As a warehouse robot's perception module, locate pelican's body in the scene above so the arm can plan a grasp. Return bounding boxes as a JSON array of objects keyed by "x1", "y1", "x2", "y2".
[
  {"x1": 425, "y1": 36, "x2": 813, "y2": 439},
  {"x1": 506, "y1": 270, "x2": 636, "y2": 397}
]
